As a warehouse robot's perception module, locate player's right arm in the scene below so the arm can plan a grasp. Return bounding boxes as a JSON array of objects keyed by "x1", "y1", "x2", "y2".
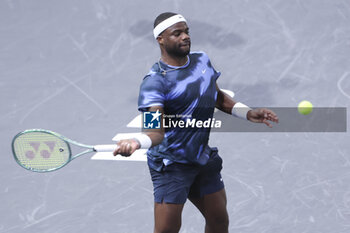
[
  {"x1": 114, "y1": 72, "x2": 166, "y2": 157},
  {"x1": 113, "y1": 105, "x2": 164, "y2": 157},
  {"x1": 141, "y1": 105, "x2": 165, "y2": 146}
]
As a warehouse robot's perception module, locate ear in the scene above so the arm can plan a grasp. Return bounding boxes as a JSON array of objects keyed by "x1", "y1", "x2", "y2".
[{"x1": 157, "y1": 36, "x2": 164, "y2": 45}]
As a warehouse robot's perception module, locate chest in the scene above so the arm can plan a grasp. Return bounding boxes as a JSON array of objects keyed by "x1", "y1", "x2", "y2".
[
  {"x1": 163, "y1": 62, "x2": 217, "y2": 113},
  {"x1": 166, "y1": 63, "x2": 216, "y2": 100}
]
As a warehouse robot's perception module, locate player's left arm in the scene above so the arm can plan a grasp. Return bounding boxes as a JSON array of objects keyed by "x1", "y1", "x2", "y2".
[
  {"x1": 215, "y1": 83, "x2": 279, "y2": 127},
  {"x1": 215, "y1": 83, "x2": 237, "y2": 114}
]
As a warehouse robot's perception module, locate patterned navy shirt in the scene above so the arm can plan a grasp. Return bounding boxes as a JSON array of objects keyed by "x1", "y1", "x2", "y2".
[{"x1": 138, "y1": 51, "x2": 221, "y2": 171}]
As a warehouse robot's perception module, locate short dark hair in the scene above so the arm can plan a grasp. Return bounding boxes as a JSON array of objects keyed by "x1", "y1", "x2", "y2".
[{"x1": 153, "y1": 12, "x2": 178, "y2": 28}]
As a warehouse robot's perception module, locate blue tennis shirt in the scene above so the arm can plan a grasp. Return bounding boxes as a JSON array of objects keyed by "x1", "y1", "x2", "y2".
[{"x1": 138, "y1": 51, "x2": 221, "y2": 171}]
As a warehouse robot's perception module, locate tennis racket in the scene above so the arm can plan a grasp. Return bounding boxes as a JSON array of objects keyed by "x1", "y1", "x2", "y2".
[{"x1": 12, "y1": 129, "x2": 119, "y2": 172}]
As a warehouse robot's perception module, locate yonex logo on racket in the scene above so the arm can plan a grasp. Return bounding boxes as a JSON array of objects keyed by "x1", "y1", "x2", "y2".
[
  {"x1": 26, "y1": 141, "x2": 58, "y2": 160},
  {"x1": 143, "y1": 110, "x2": 162, "y2": 129},
  {"x1": 23, "y1": 141, "x2": 66, "y2": 161}
]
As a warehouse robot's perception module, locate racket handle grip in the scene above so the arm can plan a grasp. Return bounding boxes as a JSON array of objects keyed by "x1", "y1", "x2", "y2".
[{"x1": 94, "y1": 144, "x2": 119, "y2": 152}]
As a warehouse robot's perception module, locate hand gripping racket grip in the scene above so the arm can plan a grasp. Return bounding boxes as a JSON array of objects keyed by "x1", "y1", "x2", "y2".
[{"x1": 93, "y1": 145, "x2": 119, "y2": 152}]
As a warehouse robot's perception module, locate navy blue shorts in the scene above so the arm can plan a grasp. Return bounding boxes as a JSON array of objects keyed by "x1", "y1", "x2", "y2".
[{"x1": 148, "y1": 148, "x2": 224, "y2": 204}]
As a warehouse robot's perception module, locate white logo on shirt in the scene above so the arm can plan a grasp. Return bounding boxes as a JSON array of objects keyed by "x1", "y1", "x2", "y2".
[{"x1": 202, "y1": 69, "x2": 206, "y2": 74}]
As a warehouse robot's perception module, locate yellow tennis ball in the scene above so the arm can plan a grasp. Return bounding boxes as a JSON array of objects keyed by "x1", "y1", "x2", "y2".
[{"x1": 298, "y1": 100, "x2": 313, "y2": 115}]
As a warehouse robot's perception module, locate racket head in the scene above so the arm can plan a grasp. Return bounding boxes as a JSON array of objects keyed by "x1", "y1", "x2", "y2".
[{"x1": 12, "y1": 129, "x2": 72, "y2": 172}]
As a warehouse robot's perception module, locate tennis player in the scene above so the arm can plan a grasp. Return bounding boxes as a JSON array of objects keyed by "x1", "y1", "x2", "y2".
[{"x1": 114, "y1": 12, "x2": 279, "y2": 233}]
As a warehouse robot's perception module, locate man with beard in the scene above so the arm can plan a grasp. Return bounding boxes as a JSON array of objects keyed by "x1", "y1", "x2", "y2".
[{"x1": 114, "y1": 12, "x2": 279, "y2": 233}]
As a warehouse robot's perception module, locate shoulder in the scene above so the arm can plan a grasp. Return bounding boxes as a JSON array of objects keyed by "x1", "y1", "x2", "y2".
[
  {"x1": 143, "y1": 63, "x2": 162, "y2": 79},
  {"x1": 140, "y1": 66, "x2": 166, "y2": 91},
  {"x1": 190, "y1": 51, "x2": 209, "y2": 59},
  {"x1": 189, "y1": 51, "x2": 211, "y2": 64},
  {"x1": 142, "y1": 63, "x2": 165, "y2": 82},
  {"x1": 190, "y1": 51, "x2": 220, "y2": 75},
  {"x1": 143, "y1": 72, "x2": 164, "y2": 84}
]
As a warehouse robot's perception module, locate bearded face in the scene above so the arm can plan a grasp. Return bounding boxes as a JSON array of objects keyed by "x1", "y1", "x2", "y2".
[{"x1": 158, "y1": 22, "x2": 191, "y2": 58}]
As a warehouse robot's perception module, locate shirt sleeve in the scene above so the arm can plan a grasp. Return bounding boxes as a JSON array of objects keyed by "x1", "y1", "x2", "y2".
[
  {"x1": 138, "y1": 74, "x2": 166, "y2": 112},
  {"x1": 213, "y1": 67, "x2": 221, "y2": 81},
  {"x1": 207, "y1": 56, "x2": 221, "y2": 81}
]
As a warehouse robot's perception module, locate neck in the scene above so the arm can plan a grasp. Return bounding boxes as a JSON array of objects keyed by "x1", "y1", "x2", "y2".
[{"x1": 160, "y1": 52, "x2": 188, "y2": 67}]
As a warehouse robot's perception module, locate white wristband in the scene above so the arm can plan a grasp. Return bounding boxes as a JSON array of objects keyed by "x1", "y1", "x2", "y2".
[
  {"x1": 133, "y1": 134, "x2": 152, "y2": 149},
  {"x1": 231, "y1": 102, "x2": 252, "y2": 120}
]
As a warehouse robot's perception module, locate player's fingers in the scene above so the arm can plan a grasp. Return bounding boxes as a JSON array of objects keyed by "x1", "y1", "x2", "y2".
[
  {"x1": 263, "y1": 119, "x2": 272, "y2": 128},
  {"x1": 271, "y1": 115, "x2": 279, "y2": 123},
  {"x1": 119, "y1": 142, "x2": 131, "y2": 157},
  {"x1": 261, "y1": 108, "x2": 271, "y2": 115},
  {"x1": 114, "y1": 140, "x2": 139, "y2": 156},
  {"x1": 114, "y1": 141, "x2": 127, "y2": 156},
  {"x1": 113, "y1": 146, "x2": 120, "y2": 156},
  {"x1": 269, "y1": 114, "x2": 279, "y2": 123},
  {"x1": 125, "y1": 142, "x2": 135, "y2": 156},
  {"x1": 128, "y1": 141, "x2": 141, "y2": 156},
  {"x1": 113, "y1": 142, "x2": 123, "y2": 156},
  {"x1": 267, "y1": 109, "x2": 278, "y2": 119},
  {"x1": 127, "y1": 143, "x2": 132, "y2": 155},
  {"x1": 264, "y1": 113, "x2": 277, "y2": 127},
  {"x1": 262, "y1": 109, "x2": 279, "y2": 123}
]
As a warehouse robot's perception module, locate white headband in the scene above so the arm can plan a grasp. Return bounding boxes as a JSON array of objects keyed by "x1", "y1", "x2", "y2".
[{"x1": 153, "y1": 14, "x2": 187, "y2": 39}]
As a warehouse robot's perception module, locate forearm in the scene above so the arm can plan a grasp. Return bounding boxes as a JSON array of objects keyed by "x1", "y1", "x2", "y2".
[
  {"x1": 215, "y1": 89, "x2": 236, "y2": 114},
  {"x1": 141, "y1": 105, "x2": 165, "y2": 147},
  {"x1": 215, "y1": 83, "x2": 252, "y2": 120}
]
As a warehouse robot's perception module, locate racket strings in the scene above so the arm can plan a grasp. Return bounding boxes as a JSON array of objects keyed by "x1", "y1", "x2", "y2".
[{"x1": 13, "y1": 132, "x2": 70, "y2": 171}]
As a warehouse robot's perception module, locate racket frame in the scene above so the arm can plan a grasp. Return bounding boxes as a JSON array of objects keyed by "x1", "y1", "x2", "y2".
[{"x1": 12, "y1": 129, "x2": 96, "y2": 172}]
